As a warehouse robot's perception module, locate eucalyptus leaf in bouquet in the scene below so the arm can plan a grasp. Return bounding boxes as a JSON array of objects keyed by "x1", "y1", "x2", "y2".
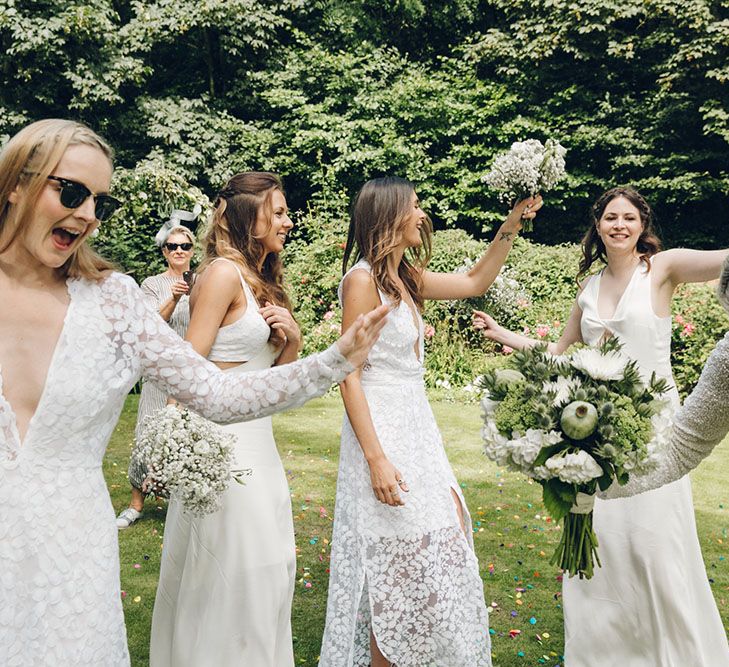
[
  {"x1": 479, "y1": 338, "x2": 672, "y2": 578},
  {"x1": 134, "y1": 406, "x2": 251, "y2": 516},
  {"x1": 482, "y1": 139, "x2": 567, "y2": 231}
]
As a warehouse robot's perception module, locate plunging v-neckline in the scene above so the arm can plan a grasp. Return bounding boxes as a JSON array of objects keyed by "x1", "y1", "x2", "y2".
[
  {"x1": 399, "y1": 294, "x2": 423, "y2": 362},
  {"x1": 0, "y1": 278, "x2": 74, "y2": 451},
  {"x1": 595, "y1": 263, "x2": 641, "y2": 322}
]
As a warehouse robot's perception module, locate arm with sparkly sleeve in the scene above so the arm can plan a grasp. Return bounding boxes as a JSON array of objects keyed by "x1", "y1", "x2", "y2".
[
  {"x1": 606, "y1": 331, "x2": 729, "y2": 498},
  {"x1": 116, "y1": 274, "x2": 371, "y2": 424}
]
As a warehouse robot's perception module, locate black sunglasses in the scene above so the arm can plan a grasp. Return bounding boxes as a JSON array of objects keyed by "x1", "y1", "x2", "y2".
[
  {"x1": 164, "y1": 242, "x2": 193, "y2": 251},
  {"x1": 47, "y1": 175, "x2": 121, "y2": 222}
]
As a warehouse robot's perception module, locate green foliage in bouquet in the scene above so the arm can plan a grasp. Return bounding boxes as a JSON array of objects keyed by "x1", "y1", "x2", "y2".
[{"x1": 480, "y1": 338, "x2": 673, "y2": 578}]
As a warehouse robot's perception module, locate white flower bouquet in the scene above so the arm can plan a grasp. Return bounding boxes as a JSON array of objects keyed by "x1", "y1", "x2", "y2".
[
  {"x1": 482, "y1": 138, "x2": 567, "y2": 231},
  {"x1": 480, "y1": 338, "x2": 672, "y2": 578},
  {"x1": 134, "y1": 406, "x2": 250, "y2": 516}
]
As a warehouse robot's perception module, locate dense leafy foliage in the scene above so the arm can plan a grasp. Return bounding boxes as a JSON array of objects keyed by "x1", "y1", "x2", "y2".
[
  {"x1": 1, "y1": 0, "x2": 727, "y2": 393},
  {"x1": 2, "y1": 0, "x2": 728, "y2": 244}
]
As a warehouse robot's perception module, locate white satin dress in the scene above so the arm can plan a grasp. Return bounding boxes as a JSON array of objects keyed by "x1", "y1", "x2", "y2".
[
  {"x1": 563, "y1": 262, "x2": 729, "y2": 666},
  {"x1": 150, "y1": 260, "x2": 297, "y2": 667}
]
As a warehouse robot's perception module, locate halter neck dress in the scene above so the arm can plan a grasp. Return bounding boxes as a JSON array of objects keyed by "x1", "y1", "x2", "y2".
[
  {"x1": 150, "y1": 259, "x2": 297, "y2": 667},
  {"x1": 563, "y1": 262, "x2": 729, "y2": 666},
  {"x1": 319, "y1": 260, "x2": 491, "y2": 667}
]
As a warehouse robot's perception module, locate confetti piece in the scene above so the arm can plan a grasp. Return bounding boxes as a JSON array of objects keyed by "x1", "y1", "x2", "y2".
[
  {"x1": 133, "y1": 596, "x2": 141, "y2": 603},
  {"x1": 529, "y1": 617, "x2": 537, "y2": 625}
]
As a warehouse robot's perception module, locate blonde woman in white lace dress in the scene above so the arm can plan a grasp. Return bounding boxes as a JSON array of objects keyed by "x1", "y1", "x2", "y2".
[
  {"x1": 319, "y1": 176, "x2": 541, "y2": 667},
  {"x1": 0, "y1": 119, "x2": 387, "y2": 667}
]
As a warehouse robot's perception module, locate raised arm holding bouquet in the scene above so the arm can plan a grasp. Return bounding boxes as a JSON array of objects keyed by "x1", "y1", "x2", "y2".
[
  {"x1": 474, "y1": 186, "x2": 729, "y2": 667},
  {"x1": 482, "y1": 138, "x2": 566, "y2": 232}
]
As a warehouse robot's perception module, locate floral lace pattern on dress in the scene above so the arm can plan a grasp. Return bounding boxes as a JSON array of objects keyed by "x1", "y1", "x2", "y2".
[
  {"x1": 320, "y1": 261, "x2": 491, "y2": 667},
  {"x1": 0, "y1": 272, "x2": 353, "y2": 667}
]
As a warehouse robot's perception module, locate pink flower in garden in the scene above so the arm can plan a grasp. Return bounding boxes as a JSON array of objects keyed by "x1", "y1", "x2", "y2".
[
  {"x1": 675, "y1": 314, "x2": 685, "y2": 325},
  {"x1": 536, "y1": 324, "x2": 550, "y2": 339},
  {"x1": 424, "y1": 324, "x2": 435, "y2": 339},
  {"x1": 682, "y1": 322, "x2": 695, "y2": 337},
  {"x1": 502, "y1": 345, "x2": 514, "y2": 355},
  {"x1": 323, "y1": 310, "x2": 335, "y2": 321}
]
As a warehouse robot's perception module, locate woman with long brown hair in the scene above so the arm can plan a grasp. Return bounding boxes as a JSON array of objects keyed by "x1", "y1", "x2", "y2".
[
  {"x1": 150, "y1": 172, "x2": 307, "y2": 666},
  {"x1": 319, "y1": 176, "x2": 541, "y2": 667},
  {"x1": 474, "y1": 186, "x2": 729, "y2": 666},
  {"x1": 0, "y1": 120, "x2": 387, "y2": 667}
]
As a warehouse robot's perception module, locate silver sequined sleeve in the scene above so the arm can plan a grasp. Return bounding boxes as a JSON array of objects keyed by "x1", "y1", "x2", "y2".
[{"x1": 607, "y1": 331, "x2": 729, "y2": 498}]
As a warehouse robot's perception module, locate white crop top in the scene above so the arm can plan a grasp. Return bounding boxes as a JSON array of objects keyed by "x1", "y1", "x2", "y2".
[{"x1": 206, "y1": 258, "x2": 272, "y2": 363}]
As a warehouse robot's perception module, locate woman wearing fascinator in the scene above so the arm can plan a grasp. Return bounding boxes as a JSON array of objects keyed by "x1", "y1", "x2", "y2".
[
  {"x1": 0, "y1": 119, "x2": 387, "y2": 667},
  {"x1": 116, "y1": 208, "x2": 200, "y2": 529}
]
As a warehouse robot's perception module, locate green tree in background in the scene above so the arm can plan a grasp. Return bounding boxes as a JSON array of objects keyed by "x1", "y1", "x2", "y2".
[{"x1": 1, "y1": 0, "x2": 727, "y2": 244}]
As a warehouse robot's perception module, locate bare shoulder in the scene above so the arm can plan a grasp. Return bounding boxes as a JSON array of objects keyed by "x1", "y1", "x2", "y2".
[
  {"x1": 341, "y1": 268, "x2": 380, "y2": 310},
  {"x1": 191, "y1": 260, "x2": 242, "y2": 307},
  {"x1": 198, "y1": 261, "x2": 240, "y2": 290},
  {"x1": 342, "y1": 268, "x2": 376, "y2": 295},
  {"x1": 646, "y1": 249, "x2": 675, "y2": 281}
]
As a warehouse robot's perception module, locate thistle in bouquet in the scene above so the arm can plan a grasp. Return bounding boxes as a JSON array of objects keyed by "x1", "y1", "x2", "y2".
[
  {"x1": 479, "y1": 338, "x2": 672, "y2": 578},
  {"x1": 482, "y1": 138, "x2": 567, "y2": 231},
  {"x1": 134, "y1": 405, "x2": 251, "y2": 516}
]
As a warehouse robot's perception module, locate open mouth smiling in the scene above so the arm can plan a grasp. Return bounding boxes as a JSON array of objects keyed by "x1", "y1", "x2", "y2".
[{"x1": 51, "y1": 226, "x2": 83, "y2": 249}]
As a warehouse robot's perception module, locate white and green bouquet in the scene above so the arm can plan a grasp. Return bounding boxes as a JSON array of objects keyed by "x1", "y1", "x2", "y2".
[
  {"x1": 480, "y1": 339, "x2": 672, "y2": 578},
  {"x1": 482, "y1": 138, "x2": 567, "y2": 231},
  {"x1": 134, "y1": 406, "x2": 250, "y2": 516}
]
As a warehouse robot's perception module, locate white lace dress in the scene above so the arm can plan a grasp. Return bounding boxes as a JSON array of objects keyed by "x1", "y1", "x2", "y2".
[
  {"x1": 0, "y1": 272, "x2": 353, "y2": 667},
  {"x1": 563, "y1": 264, "x2": 729, "y2": 666},
  {"x1": 319, "y1": 261, "x2": 491, "y2": 667}
]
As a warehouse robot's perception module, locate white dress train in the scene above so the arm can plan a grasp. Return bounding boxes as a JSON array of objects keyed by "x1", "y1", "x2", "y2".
[{"x1": 563, "y1": 263, "x2": 729, "y2": 666}]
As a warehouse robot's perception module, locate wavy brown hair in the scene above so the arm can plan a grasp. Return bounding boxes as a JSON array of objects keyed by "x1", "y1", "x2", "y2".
[
  {"x1": 342, "y1": 176, "x2": 432, "y2": 309},
  {"x1": 0, "y1": 119, "x2": 116, "y2": 280},
  {"x1": 200, "y1": 171, "x2": 292, "y2": 311},
  {"x1": 577, "y1": 186, "x2": 662, "y2": 281}
]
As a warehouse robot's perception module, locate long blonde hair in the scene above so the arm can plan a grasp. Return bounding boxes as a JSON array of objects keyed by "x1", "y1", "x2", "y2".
[
  {"x1": 342, "y1": 176, "x2": 432, "y2": 309},
  {"x1": 200, "y1": 172, "x2": 292, "y2": 311},
  {"x1": 0, "y1": 119, "x2": 116, "y2": 280}
]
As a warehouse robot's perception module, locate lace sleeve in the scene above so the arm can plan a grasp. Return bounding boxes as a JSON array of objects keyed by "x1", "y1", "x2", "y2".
[
  {"x1": 110, "y1": 273, "x2": 353, "y2": 423},
  {"x1": 606, "y1": 331, "x2": 729, "y2": 498}
]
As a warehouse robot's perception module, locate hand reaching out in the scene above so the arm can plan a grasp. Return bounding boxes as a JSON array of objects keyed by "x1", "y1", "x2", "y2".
[
  {"x1": 472, "y1": 310, "x2": 504, "y2": 341},
  {"x1": 336, "y1": 304, "x2": 390, "y2": 368}
]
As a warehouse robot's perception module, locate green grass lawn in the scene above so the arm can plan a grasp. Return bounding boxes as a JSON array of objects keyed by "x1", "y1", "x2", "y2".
[{"x1": 106, "y1": 393, "x2": 729, "y2": 666}]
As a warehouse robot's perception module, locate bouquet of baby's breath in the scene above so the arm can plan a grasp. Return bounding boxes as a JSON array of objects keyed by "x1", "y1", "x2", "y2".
[
  {"x1": 480, "y1": 338, "x2": 672, "y2": 578},
  {"x1": 482, "y1": 139, "x2": 567, "y2": 231},
  {"x1": 134, "y1": 406, "x2": 250, "y2": 516}
]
